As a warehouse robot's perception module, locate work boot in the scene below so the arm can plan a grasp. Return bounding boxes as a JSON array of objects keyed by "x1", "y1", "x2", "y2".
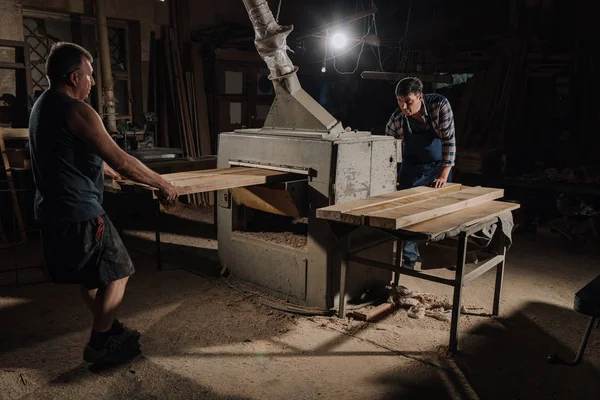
[
  {"x1": 83, "y1": 329, "x2": 141, "y2": 365},
  {"x1": 403, "y1": 260, "x2": 416, "y2": 270}
]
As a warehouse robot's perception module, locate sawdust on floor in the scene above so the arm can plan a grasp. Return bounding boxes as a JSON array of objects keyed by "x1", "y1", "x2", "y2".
[
  {"x1": 1, "y1": 205, "x2": 599, "y2": 400},
  {"x1": 234, "y1": 231, "x2": 308, "y2": 251}
]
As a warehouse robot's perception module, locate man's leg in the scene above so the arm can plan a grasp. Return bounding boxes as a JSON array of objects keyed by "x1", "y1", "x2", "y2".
[
  {"x1": 398, "y1": 166, "x2": 426, "y2": 269},
  {"x1": 80, "y1": 285, "x2": 97, "y2": 313},
  {"x1": 91, "y1": 276, "x2": 129, "y2": 332},
  {"x1": 81, "y1": 282, "x2": 136, "y2": 337},
  {"x1": 403, "y1": 241, "x2": 419, "y2": 269},
  {"x1": 83, "y1": 276, "x2": 140, "y2": 364}
]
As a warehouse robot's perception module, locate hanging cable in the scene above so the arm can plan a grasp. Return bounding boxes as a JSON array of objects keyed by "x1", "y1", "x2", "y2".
[
  {"x1": 309, "y1": 40, "x2": 363, "y2": 64},
  {"x1": 404, "y1": 0, "x2": 413, "y2": 41},
  {"x1": 333, "y1": 41, "x2": 366, "y2": 74},
  {"x1": 321, "y1": 30, "x2": 329, "y2": 72},
  {"x1": 332, "y1": 17, "x2": 373, "y2": 75},
  {"x1": 275, "y1": 0, "x2": 283, "y2": 23},
  {"x1": 371, "y1": 1, "x2": 384, "y2": 72}
]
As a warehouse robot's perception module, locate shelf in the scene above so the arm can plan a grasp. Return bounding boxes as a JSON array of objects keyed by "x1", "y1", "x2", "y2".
[
  {"x1": 0, "y1": 39, "x2": 26, "y2": 48},
  {"x1": 0, "y1": 62, "x2": 26, "y2": 70}
]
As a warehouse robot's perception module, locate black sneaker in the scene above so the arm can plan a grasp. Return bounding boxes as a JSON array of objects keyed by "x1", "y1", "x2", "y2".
[
  {"x1": 83, "y1": 329, "x2": 141, "y2": 365},
  {"x1": 114, "y1": 319, "x2": 141, "y2": 342}
]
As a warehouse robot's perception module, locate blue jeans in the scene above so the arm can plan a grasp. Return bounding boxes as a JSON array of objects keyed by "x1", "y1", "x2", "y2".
[{"x1": 399, "y1": 162, "x2": 452, "y2": 263}]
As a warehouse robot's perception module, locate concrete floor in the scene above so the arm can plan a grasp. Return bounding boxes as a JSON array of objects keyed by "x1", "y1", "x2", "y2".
[{"x1": 1, "y1": 206, "x2": 599, "y2": 400}]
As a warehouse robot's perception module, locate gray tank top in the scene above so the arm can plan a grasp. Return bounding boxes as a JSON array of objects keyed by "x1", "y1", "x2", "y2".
[{"x1": 29, "y1": 90, "x2": 105, "y2": 224}]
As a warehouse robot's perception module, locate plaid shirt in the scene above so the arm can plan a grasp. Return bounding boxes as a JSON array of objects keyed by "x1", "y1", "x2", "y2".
[{"x1": 385, "y1": 93, "x2": 456, "y2": 167}]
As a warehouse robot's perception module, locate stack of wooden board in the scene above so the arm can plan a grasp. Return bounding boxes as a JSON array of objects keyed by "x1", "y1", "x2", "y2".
[
  {"x1": 108, "y1": 166, "x2": 293, "y2": 196},
  {"x1": 155, "y1": 0, "x2": 212, "y2": 206},
  {"x1": 316, "y1": 183, "x2": 518, "y2": 236}
]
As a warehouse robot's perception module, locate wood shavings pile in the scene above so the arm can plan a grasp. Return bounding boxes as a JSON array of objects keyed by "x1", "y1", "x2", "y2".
[{"x1": 388, "y1": 285, "x2": 454, "y2": 322}]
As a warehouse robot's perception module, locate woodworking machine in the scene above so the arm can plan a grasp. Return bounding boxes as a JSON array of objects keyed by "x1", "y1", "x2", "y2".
[{"x1": 217, "y1": 0, "x2": 399, "y2": 309}]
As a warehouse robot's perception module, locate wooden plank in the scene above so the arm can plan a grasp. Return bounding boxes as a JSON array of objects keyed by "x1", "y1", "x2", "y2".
[
  {"x1": 156, "y1": 38, "x2": 170, "y2": 148},
  {"x1": 350, "y1": 303, "x2": 395, "y2": 321},
  {"x1": 315, "y1": 183, "x2": 463, "y2": 221},
  {"x1": 168, "y1": 168, "x2": 272, "y2": 186},
  {"x1": 400, "y1": 201, "x2": 520, "y2": 239},
  {"x1": 0, "y1": 39, "x2": 26, "y2": 47},
  {"x1": 110, "y1": 167, "x2": 292, "y2": 196},
  {"x1": 367, "y1": 187, "x2": 504, "y2": 229},
  {"x1": 191, "y1": 42, "x2": 212, "y2": 156},
  {"x1": 170, "y1": 169, "x2": 293, "y2": 196},
  {"x1": 167, "y1": 168, "x2": 289, "y2": 186},
  {"x1": 162, "y1": 29, "x2": 184, "y2": 152},
  {"x1": 1, "y1": 128, "x2": 29, "y2": 139},
  {"x1": 341, "y1": 184, "x2": 463, "y2": 225},
  {"x1": 162, "y1": 167, "x2": 256, "y2": 181},
  {"x1": 109, "y1": 167, "x2": 243, "y2": 187},
  {"x1": 0, "y1": 62, "x2": 26, "y2": 70},
  {"x1": 230, "y1": 186, "x2": 301, "y2": 217},
  {"x1": 114, "y1": 167, "x2": 242, "y2": 186}
]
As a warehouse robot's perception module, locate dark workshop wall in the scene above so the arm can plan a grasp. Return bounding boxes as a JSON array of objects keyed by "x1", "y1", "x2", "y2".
[{"x1": 0, "y1": 0, "x2": 168, "y2": 126}]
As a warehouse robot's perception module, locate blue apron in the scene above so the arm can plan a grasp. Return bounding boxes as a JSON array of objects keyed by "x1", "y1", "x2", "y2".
[
  {"x1": 398, "y1": 116, "x2": 451, "y2": 189},
  {"x1": 397, "y1": 115, "x2": 453, "y2": 264}
]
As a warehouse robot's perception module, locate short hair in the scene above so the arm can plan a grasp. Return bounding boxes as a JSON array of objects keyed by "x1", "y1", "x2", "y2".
[
  {"x1": 395, "y1": 77, "x2": 423, "y2": 97},
  {"x1": 45, "y1": 42, "x2": 93, "y2": 85}
]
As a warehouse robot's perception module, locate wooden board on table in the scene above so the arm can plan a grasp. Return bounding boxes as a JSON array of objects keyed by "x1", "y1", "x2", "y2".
[
  {"x1": 400, "y1": 200, "x2": 520, "y2": 240},
  {"x1": 171, "y1": 168, "x2": 293, "y2": 195},
  {"x1": 341, "y1": 184, "x2": 463, "y2": 225},
  {"x1": 107, "y1": 167, "x2": 293, "y2": 196},
  {"x1": 161, "y1": 167, "x2": 257, "y2": 181},
  {"x1": 367, "y1": 186, "x2": 504, "y2": 230},
  {"x1": 315, "y1": 183, "x2": 463, "y2": 221}
]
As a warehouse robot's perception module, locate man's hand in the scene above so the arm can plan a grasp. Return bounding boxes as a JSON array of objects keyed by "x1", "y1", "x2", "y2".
[
  {"x1": 431, "y1": 166, "x2": 452, "y2": 188},
  {"x1": 158, "y1": 182, "x2": 179, "y2": 205},
  {"x1": 431, "y1": 177, "x2": 447, "y2": 188},
  {"x1": 104, "y1": 162, "x2": 122, "y2": 180}
]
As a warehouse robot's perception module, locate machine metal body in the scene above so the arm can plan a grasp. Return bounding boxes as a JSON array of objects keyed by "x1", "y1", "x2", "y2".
[{"x1": 217, "y1": 130, "x2": 398, "y2": 309}]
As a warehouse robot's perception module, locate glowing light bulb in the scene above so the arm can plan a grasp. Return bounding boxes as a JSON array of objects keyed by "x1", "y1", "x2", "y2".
[{"x1": 331, "y1": 32, "x2": 347, "y2": 49}]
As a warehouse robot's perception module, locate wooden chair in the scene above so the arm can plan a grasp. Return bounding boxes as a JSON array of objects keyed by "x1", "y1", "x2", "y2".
[
  {"x1": 0, "y1": 127, "x2": 28, "y2": 245},
  {"x1": 548, "y1": 274, "x2": 600, "y2": 366},
  {"x1": 0, "y1": 127, "x2": 47, "y2": 285}
]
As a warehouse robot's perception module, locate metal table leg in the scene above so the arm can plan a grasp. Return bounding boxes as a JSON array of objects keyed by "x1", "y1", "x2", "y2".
[
  {"x1": 392, "y1": 239, "x2": 403, "y2": 286},
  {"x1": 493, "y1": 245, "x2": 507, "y2": 316},
  {"x1": 338, "y1": 235, "x2": 351, "y2": 318},
  {"x1": 213, "y1": 191, "x2": 218, "y2": 234},
  {"x1": 155, "y1": 200, "x2": 162, "y2": 271},
  {"x1": 449, "y1": 231, "x2": 468, "y2": 356}
]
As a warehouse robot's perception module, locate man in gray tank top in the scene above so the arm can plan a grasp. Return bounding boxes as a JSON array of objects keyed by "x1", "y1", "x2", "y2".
[{"x1": 29, "y1": 42, "x2": 178, "y2": 365}]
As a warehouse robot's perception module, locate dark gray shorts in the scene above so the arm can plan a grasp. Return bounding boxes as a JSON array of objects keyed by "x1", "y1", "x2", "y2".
[{"x1": 40, "y1": 214, "x2": 135, "y2": 289}]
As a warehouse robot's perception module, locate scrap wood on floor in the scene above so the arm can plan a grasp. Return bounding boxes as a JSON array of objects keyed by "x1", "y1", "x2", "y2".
[{"x1": 348, "y1": 285, "x2": 483, "y2": 323}]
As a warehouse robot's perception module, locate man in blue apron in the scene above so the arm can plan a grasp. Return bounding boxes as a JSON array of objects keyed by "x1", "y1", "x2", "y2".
[{"x1": 385, "y1": 77, "x2": 456, "y2": 269}]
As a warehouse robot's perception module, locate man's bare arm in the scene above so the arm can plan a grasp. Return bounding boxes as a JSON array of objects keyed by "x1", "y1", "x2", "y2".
[{"x1": 67, "y1": 101, "x2": 178, "y2": 200}]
